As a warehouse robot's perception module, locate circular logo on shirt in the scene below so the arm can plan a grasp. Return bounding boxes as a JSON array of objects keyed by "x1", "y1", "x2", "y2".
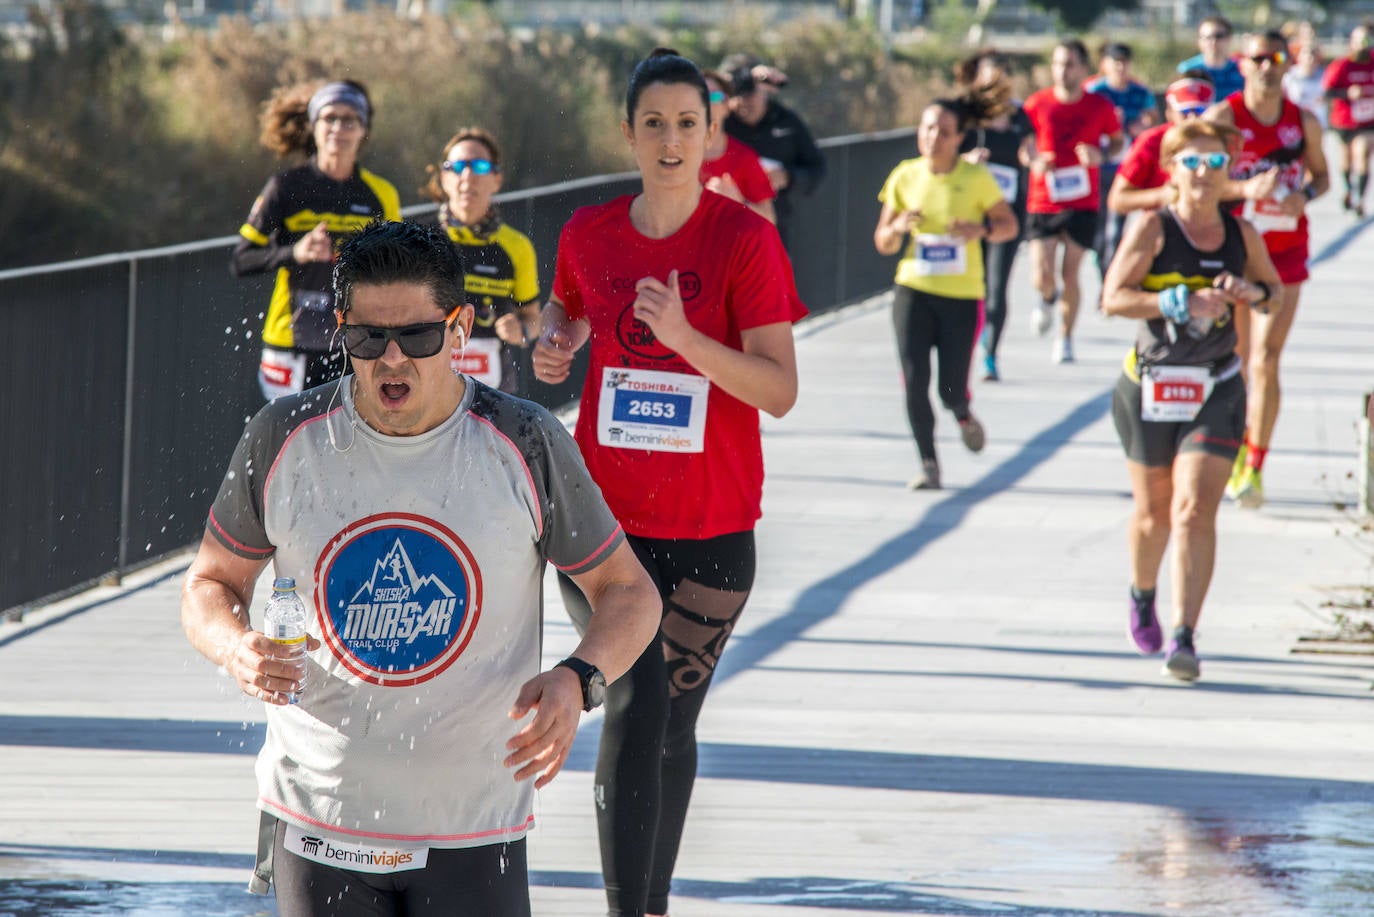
[
  {"x1": 677, "y1": 271, "x2": 702, "y2": 301},
  {"x1": 314, "y1": 513, "x2": 483, "y2": 687},
  {"x1": 615, "y1": 303, "x2": 675, "y2": 360}
]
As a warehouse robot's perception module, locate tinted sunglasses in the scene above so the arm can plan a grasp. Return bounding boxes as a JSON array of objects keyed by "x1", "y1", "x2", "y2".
[
  {"x1": 1200, "y1": 31, "x2": 1230, "y2": 40},
  {"x1": 1175, "y1": 104, "x2": 1209, "y2": 117},
  {"x1": 442, "y1": 158, "x2": 496, "y2": 175},
  {"x1": 708, "y1": 90, "x2": 728, "y2": 104},
  {"x1": 1247, "y1": 50, "x2": 1288, "y2": 66},
  {"x1": 338, "y1": 305, "x2": 464, "y2": 359},
  {"x1": 1173, "y1": 151, "x2": 1231, "y2": 171}
]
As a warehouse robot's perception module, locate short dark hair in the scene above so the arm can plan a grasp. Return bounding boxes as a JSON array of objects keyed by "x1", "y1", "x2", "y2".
[
  {"x1": 1055, "y1": 38, "x2": 1090, "y2": 66},
  {"x1": 333, "y1": 220, "x2": 466, "y2": 316},
  {"x1": 1200, "y1": 15, "x2": 1232, "y2": 36},
  {"x1": 626, "y1": 47, "x2": 710, "y2": 124}
]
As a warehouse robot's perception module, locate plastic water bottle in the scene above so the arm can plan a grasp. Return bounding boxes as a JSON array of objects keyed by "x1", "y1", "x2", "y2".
[{"x1": 263, "y1": 576, "x2": 308, "y2": 704}]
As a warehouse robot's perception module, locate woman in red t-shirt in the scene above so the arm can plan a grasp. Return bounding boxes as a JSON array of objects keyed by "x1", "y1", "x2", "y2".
[
  {"x1": 700, "y1": 68, "x2": 777, "y2": 224},
  {"x1": 532, "y1": 47, "x2": 804, "y2": 917}
]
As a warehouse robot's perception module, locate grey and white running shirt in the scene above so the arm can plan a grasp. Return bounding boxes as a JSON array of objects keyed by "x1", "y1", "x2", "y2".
[{"x1": 206, "y1": 377, "x2": 624, "y2": 847}]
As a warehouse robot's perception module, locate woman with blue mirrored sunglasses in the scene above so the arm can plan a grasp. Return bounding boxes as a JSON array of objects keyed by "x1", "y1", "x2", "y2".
[
  {"x1": 424, "y1": 127, "x2": 541, "y2": 395},
  {"x1": 1101, "y1": 119, "x2": 1283, "y2": 684}
]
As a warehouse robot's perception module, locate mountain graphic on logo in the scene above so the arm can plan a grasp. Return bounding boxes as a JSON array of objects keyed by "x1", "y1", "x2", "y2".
[{"x1": 350, "y1": 537, "x2": 457, "y2": 604}]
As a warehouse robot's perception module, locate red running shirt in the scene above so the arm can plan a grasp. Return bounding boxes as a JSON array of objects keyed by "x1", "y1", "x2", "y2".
[
  {"x1": 1226, "y1": 93, "x2": 1309, "y2": 254},
  {"x1": 1322, "y1": 55, "x2": 1374, "y2": 129},
  {"x1": 1117, "y1": 123, "x2": 1170, "y2": 191},
  {"x1": 1023, "y1": 88, "x2": 1122, "y2": 213},
  {"x1": 554, "y1": 192, "x2": 807, "y2": 540},
  {"x1": 700, "y1": 137, "x2": 777, "y2": 205}
]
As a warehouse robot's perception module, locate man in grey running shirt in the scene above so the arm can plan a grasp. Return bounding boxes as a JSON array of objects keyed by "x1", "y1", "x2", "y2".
[{"x1": 181, "y1": 220, "x2": 659, "y2": 917}]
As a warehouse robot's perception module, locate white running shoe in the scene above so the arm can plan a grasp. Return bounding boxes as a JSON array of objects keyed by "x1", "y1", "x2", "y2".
[
  {"x1": 1031, "y1": 300, "x2": 1054, "y2": 336},
  {"x1": 1052, "y1": 336, "x2": 1074, "y2": 364}
]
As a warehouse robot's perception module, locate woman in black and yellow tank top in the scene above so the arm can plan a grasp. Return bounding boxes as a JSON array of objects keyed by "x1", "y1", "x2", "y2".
[
  {"x1": 231, "y1": 80, "x2": 401, "y2": 401},
  {"x1": 1102, "y1": 120, "x2": 1282, "y2": 682}
]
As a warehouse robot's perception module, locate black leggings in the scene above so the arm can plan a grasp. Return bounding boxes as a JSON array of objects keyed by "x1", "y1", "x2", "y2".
[
  {"x1": 559, "y1": 530, "x2": 756, "y2": 917},
  {"x1": 891, "y1": 285, "x2": 980, "y2": 462},
  {"x1": 980, "y1": 232, "x2": 1021, "y2": 359},
  {"x1": 271, "y1": 827, "x2": 530, "y2": 917}
]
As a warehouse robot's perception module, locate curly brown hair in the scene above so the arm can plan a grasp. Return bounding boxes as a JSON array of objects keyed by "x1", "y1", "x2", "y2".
[{"x1": 258, "y1": 79, "x2": 372, "y2": 159}]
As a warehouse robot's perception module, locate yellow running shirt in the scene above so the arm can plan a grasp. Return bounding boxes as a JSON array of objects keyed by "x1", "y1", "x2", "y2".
[{"x1": 877, "y1": 158, "x2": 1003, "y2": 300}]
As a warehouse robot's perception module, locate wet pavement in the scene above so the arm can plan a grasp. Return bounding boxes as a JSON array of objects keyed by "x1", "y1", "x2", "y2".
[{"x1": 3, "y1": 188, "x2": 1373, "y2": 916}]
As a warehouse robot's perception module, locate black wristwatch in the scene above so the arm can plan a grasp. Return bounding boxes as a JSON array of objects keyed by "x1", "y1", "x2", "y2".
[{"x1": 555, "y1": 656, "x2": 606, "y2": 712}]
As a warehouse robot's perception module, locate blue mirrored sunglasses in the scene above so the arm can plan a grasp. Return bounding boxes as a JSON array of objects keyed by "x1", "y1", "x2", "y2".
[
  {"x1": 443, "y1": 158, "x2": 496, "y2": 175},
  {"x1": 1173, "y1": 151, "x2": 1230, "y2": 171}
]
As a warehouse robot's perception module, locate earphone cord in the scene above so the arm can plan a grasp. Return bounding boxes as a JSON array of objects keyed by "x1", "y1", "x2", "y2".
[{"x1": 325, "y1": 324, "x2": 356, "y2": 453}]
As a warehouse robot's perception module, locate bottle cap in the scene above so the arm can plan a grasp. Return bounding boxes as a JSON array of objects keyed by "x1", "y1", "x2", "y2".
[{"x1": 272, "y1": 577, "x2": 297, "y2": 591}]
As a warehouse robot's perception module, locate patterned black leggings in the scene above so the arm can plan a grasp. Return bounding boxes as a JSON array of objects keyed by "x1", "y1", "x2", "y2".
[{"x1": 559, "y1": 529, "x2": 755, "y2": 917}]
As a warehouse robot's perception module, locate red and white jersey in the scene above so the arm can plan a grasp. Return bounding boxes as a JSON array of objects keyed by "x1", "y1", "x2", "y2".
[
  {"x1": 1322, "y1": 54, "x2": 1374, "y2": 129},
  {"x1": 554, "y1": 192, "x2": 806, "y2": 540},
  {"x1": 1226, "y1": 93, "x2": 1309, "y2": 253},
  {"x1": 1023, "y1": 88, "x2": 1122, "y2": 213}
]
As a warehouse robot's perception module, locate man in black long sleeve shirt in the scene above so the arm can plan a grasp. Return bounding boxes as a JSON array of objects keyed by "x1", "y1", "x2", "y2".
[{"x1": 723, "y1": 67, "x2": 826, "y2": 252}]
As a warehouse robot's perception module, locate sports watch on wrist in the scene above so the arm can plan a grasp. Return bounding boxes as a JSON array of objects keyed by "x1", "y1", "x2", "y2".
[{"x1": 555, "y1": 656, "x2": 606, "y2": 712}]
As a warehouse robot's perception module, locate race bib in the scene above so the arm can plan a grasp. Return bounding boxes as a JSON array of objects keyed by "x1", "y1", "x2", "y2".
[
  {"x1": 597, "y1": 367, "x2": 709, "y2": 453},
  {"x1": 451, "y1": 336, "x2": 503, "y2": 388},
  {"x1": 987, "y1": 163, "x2": 1019, "y2": 203},
  {"x1": 912, "y1": 234, "x2": 968, "y2": 276},
  {"x1": 1047, "y1": 165, "x2": 1091, "y2": 203},
  {"x1": 259, "y1": 348, "x2": 306, "y2": 400},
  {"x1": 1352, "y1": 96, "x2": 1374, "y2": 124},
  {"x1": 283, "y1": 823, "x2": 429, "y2": 875},
  {"x1": 1242, "y1": 196, "x2": 1299, "y2": 234},
  {"x1": 1141, "y1": 364, "x2": 1214, "y2": 423}
]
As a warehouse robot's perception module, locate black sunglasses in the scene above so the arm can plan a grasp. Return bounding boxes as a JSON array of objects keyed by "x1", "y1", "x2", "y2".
[{"x1": 338, "y1": 306, "x2": 463, "y2": 360}]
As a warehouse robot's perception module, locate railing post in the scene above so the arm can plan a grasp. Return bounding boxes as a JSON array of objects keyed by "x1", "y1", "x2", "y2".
[
  {"x1": 113, "y1": 257, "x2": 139, "y2": 583},
  {"x1": 1361, "y1": 391, "x2": 1374, "y2": 516}
]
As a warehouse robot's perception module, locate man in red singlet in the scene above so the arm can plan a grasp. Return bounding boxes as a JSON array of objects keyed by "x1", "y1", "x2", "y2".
[
  {"x1": 1205, "y1": 30, "x2": 1329, "y2": 509},
  {"x1": 1323, "y1": 21, "x2": 1374, "y2": 216},
  {"x1": 1020, "y1": 38, "x2": 1123, "y2": 364}
]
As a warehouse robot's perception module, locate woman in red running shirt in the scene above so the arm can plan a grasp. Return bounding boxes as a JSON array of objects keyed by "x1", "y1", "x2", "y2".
[
  {"x1": 532, "y1": 47, "x2": 805, "y2": 917},
  {"x1": 700, "y1": 68, "x2": 777, "y2": 224}
]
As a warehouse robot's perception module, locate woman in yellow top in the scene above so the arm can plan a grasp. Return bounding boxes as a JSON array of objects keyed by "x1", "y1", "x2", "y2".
[
  {"x1": 232, "y1": 80, "x2": 401, "y2": 400},
  {"x1": 423, "y1": 126, "x2": 541, "y2": 395},
  {"x1": 875, "y1": 89, "x2": 1019, "y2": 490}
]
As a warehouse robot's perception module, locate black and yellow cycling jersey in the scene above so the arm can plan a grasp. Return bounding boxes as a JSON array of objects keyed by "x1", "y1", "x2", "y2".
[
  {"x1": 232, "y1": 162, "x2": 401, "y2": 353},
  {"x1": 442, "y1": 215, "x2": 540, "y2": 337},
  {"x1": 1129, "y1": 207, "x2": 1246, "y2": 374}
]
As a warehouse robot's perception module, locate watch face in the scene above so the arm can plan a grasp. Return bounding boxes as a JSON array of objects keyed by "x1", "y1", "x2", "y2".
[{"x1": 586, "y1": 670, "x2": 607, "y2": 709}]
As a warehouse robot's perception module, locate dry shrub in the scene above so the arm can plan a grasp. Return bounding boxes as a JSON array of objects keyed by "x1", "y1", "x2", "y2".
[{"x1": 3, "y1": 6, "x2": 968, "y2": 268}]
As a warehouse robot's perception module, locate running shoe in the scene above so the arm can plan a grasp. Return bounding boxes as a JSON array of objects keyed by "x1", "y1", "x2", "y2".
[
  {"x1": 1052, "y1": 336, "x2": 1074, "y2": 364},
  {"x1": 1224, "y1": 443, "x2": 1248, "y2": 500},
  {"x1": 1232, "y1": 466, "x2": 1264, "y2": 510},
  {"x1": 1031, "y1": 299, "x2": 1054, "y2": 336},
  {"x1": 982, "y1": 352, "x2": 1000, "y2": 382},
  {"x1": 958, "y1": 415, "x2": 986, "y2": 453},
  {"x1": 1163, "y1": 633, "x2": 1200, "y2": 681},
  {"x1": 907, "y1": 458, "x2": 941, "y2": 491},
  {"x1": 1342, "y1": 190, "x2": 1353, "y2": 213},
  {"x1": 1128, "y1": 590, "x2": 1163, "y2": 655}
]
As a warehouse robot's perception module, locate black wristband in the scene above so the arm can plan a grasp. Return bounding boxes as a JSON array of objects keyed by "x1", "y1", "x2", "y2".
[
  {"x1": 1301, "y1": 183, "x2": 1317, "y2": 201},
  {"x1": 1252, "y1": 280, "x2": 1272, "y2": 303}
]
